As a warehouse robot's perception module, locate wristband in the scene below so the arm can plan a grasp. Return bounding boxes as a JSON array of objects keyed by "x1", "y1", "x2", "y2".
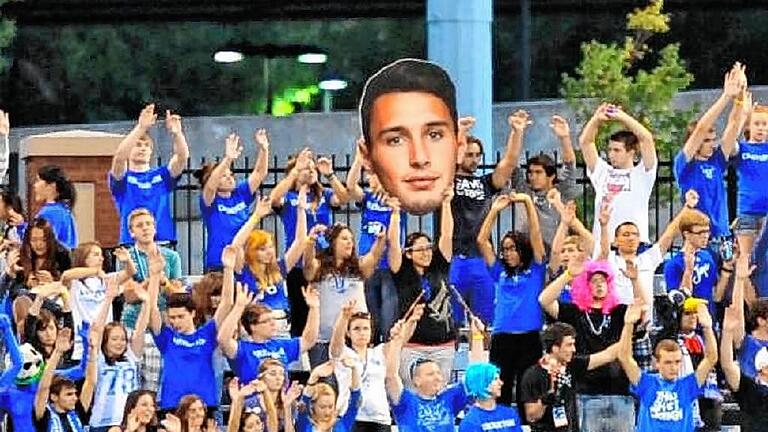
[
  {"x1": 472, "y1": 333, "x2": 484, "y2": 341},
  {"x1": 563, "y1": 269, "x2": 572, "y2": 282},
  {"x1": 720, "y1": 267, "x2": 733, "y2": 274}
]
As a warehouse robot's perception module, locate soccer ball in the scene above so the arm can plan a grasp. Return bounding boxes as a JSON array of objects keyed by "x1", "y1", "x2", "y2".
[{"x1": 5, "y1": 343, "x2": 44, "y2": 384}]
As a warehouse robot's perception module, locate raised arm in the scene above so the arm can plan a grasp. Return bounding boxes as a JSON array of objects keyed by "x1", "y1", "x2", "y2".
[
  {"x1": 468, "y1": 316, "x2": 487, "y2": 363},
  {"x1": 499, "y1": 110, "x2": 528, "y2": 181},
  {"x1": 213, "y1": 247, "x2": 236, "y2": 328},
  {"x1": 513, "y1": 193, "x2": 545, "y2": 263},
  {"x1": 579, "y1": 103, "x2": 609, "y2": 172},
  {"x1": 88, "y1": 277, "x2": 120, "y2": 356},
  {"x1": 111, "y1": 105, "x2": 156, "y2": 180},
  {"x1": 35, "y1": 328, "x2": 71, "y2": 420},
  {"x1": 493, "y1": 111, "x2": 530, "y2": 189},
  {"x1": 387, "y1": 198, "x2": 403, "y2": 273},
  {"x1": 231, "y1": 197, "x2": 273, "y2": 250},
  {"x1": 131, "y1": 279, "x2": 153, "y2": 357},
  {"x1": 113, "y1": 247, "x2": 137, "y2": 285},
  {"x1": 202, "y1": 134, "x2": 242, "y2": 207},
  {"x1": 694, "y1": 305, "x2": 718, "y2": 387},
  {"x1": 165, "y1": 111, "x2": 191, "y2": 178},
  {"x1": 359, "y1": 231, "x2": 386, "y2": 279},
  {"x1": 551, "y1": 115, "x2": 576, "y2": 163},
  {"x1": 0, "y1": 110, "x2": 9, "y2": 182},
  {"x1": 0, "y1": 314, "x2": 21, "y2": 387},
  {"x1": 656, "y1": 191, "x2": 697, "y2": 254},
  {"x1": 477, "y1": 195, "x2": 510, "y2": 267},
  {"x1": 611, "y1": 107, "x2": 656, "y2": 170},
  {"x1": 146, "y1": 248, "x2": 165, "y2": 335},
  {"x1": 301, "y1": 224, "x2": 326, "y2": 282},
  {"x1": 299, "y1": 285, "x2": 320, "y2": 353},
  {"x1": 345, "y1": 139, "x2": 366, "y2": 203},
  {"x1": 722, "y1": 68, "x2": 750, "y2": 157},
  {"x1": 731, "y1": 258, "x2": 753, "y2": 348},
  {"x1": 438, "y1": 188, "x2": 454, "y2": 261},
  {"x1": 80, "y1": 325, "x2": 101, "y2": 410},
  {"x1": 316, "y1": 156, "x2": 349, "y2": 206},
  {"x1": 622, "y1": 259, "x2": 652, "y2": 309},
  {"x1": 721, "y1": 305, "x2": 742, "y2": 391},
  {"x1": 249, "y1": 129, "x2": 270, "y2": 193},
  {"x1": 618, "y1": 304, "x2": 643, "y2": 385},
  {"x1": 682, "y1": 64, "x2": 743, "y2": 160},
  {"x1": 217, "y1": 283, "x2": 253, "y2": 359},
  {"x1": 329, "y1": 300, "x2": 356, "y2": 359},
  {"x1": 539, "y1": 271, "x2": 570, "y2": 319}
]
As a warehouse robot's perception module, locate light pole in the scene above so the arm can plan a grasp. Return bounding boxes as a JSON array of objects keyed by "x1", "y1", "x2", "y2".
[
  {"x1": 214, "y1": 43, "x2": 327, "y2": 114},
  {"x1": 318, "y1": 71, "x2": 348, "y2": 112}
]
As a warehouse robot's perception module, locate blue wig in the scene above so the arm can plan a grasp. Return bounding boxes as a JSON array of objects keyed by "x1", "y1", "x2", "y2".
[{"x1": 463, "y1": 362, "x2": 500, "y2": 399}]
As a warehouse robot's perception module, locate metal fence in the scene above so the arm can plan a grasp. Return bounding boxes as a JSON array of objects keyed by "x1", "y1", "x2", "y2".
[{"x1": 164, "y1": 149, "x2": 731, "y2": 275}]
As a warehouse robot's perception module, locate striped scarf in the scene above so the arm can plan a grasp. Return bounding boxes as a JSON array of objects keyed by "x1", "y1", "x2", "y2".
[{"x1": 46, "y1": 404, "x2": 84, "y2": 432}]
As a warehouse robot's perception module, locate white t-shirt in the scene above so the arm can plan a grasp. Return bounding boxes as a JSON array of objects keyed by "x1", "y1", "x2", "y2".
[
  {"x1": 333, "y1": 345, "x2": 391, "y2": 425},
  {"x1": 70, "y1": 274, "x2": 116, "y2": 359},
  {"x1": 91, "y1": 348, "x2": 140, "y2": 427},
  {"x1": 589, "y1": 158, "x2": 657, "y2": 244},
  {"x1": 607, "y1": 244, "x2": 663, "y2": 306}
]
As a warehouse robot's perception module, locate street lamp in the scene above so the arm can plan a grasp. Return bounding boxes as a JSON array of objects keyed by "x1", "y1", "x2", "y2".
[
  {"x1": 318, "y1": 71, "x2": 348, "y2": 112},
  {"x1": 214, "y1": 43, "x2": 327, "y2": 114}
]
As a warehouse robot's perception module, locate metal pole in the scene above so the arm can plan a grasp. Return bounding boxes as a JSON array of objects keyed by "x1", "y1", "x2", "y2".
[{"x1": 264, "y1": 57, "x2": 272, "y2": 115}]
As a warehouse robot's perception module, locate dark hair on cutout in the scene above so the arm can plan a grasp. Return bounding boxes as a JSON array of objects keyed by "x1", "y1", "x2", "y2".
[
  {"x1": 608, "y1": 130, "x2": 639, "y2": 155},
  {"x1": 359, "y1": 58, "x2": 458, "y2": 146},
  {"x1": 499, "y1": 231, "x2": 534, "y2": 274},
  {"x1": 526, "y1": 154, "x2": 557, "y2": 179},
  {"x1": 542, "y1": 322, "x2": 577, "y2": 353},
  {"x1": 166, "y1": 293, "x2": 195, "y2": 312},
  {"x1": 38, "y1": 165, "x2": 76, "y2": 207}
]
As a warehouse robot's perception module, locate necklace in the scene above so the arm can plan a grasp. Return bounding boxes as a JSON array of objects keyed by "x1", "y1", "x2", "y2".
[{"x1": 584, "y1": 311, "x2": 610, "y2": 335}]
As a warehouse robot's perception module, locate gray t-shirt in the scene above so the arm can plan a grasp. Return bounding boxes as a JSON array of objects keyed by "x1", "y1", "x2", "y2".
[
  {"x1": 316, "y1": 274, "x2": 367, "y2": 341},
  {"x1": 510, "y1": 161, "x2": 580, "y2": 248}
]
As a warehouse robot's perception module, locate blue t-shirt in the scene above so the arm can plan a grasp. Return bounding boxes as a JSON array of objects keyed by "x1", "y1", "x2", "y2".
[
  {"x1": 231, "y1": 337, "x2": 301, "y2": 383},
  {"x1": 490, "y1": 261, "x2": 546, "y2": 334},
  {"x1": 673, "y1": 149, "x2": 730, "y2": 237},
  {"x1": 459, "y1": 404, "x2": 522, "y2": 432},
  {"x1": 236, "y1": 259, "x2": 289, "y2": 312},
  {"x1": 37, "y1": 202, "x2": 77, "y2": 250},
  {"x1": 296, "y1": 389, "x2": 360, "y2": 432},
  {"x1": 201, "y1": 181, "x2": 256, "y2": 269},
  {"x1": 358, "y1": 189, "x2": 406, "y2": 269},
  {"x1": 154, "y1": 320, "x2": 218, "y2": 409},
  {"x1": 632, "y1": 372, "x2": 703, "y2": 432},
  {"x1": 278, "y1": 188, "x2": 334, "y2": 250},
  {"x1": 733, "y1": 141, "x2": 768, "y2": 216},
  {"x1": 392, "y1": 384, "x2": 469, "y2": 432},
  {"x1": 109, "y1": 166, "x2": 178, "y2": 244},
  {"x1": 663, "y1": 249, "x2": 717, "y2": 306},
  {"x1": 738, "y1": 334, "x2": 768, "y2": 379}
]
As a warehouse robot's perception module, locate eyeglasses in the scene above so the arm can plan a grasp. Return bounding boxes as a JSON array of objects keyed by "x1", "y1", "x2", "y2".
[
  {"x1": 689, "y1": 229, "x2": 711, "y2": 236},
  {"x1": 406, "y1": 244, "x2": 433, "y2": 253}
]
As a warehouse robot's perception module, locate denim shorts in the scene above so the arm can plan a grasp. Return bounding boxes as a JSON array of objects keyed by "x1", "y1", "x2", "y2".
[{"x1": 736, "y1": 214, "x2": 765, "y2": 235}]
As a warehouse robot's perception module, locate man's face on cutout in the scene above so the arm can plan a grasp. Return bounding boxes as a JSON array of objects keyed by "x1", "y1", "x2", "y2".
[{"x1": 363, "y1": 91, "x2": 459, "y2": 215}]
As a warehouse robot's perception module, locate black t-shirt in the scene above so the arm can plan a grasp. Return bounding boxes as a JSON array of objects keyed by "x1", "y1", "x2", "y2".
[
  {"x1": 451, "y1": 173, "x2": 499, "y2": 256},
  {"x1": 393, "y1": 249, "x2": 456, "y2": 345},
  {"x1": 519, "y1": 356, "x2": 589, "y2": 432},
  {"x1": 557, "y1": 302, "x2": 628, "y2": 395},
  {"x1": 735, "y1": 374, "x2": 768, "y2": 432},
  {"x1": 34, "y1": 402, "x2": 88, "y2": 432}
]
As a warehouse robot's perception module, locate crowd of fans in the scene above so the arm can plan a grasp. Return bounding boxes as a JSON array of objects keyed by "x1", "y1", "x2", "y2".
[{"x1": 2, "y1": 59, "x2": 768, "y2": 432}]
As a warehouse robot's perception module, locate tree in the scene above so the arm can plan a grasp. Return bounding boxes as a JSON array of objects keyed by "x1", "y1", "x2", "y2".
[
  {"x1": 561, "y1": 0, "x2": 695, "y2": 157},
  {"x1": 0, "y1": 0, "x2": 17, "y2": 74}
]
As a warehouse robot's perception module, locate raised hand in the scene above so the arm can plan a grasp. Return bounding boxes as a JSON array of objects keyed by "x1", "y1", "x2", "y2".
[
  {"x1": 125, "y1": 409, "x2": 142, "y2": 432},
  {"x1": 113, "y1": 247, "x2": 130, "y2": 264},
  {"x1": 314, "y1": 361, "x2": 336, "y2": 378},
  {"x1": 254, "y1": 128, "x2": 270, "y2": 151},
  {"x1": 385, "y1": 196, "x2": 401, "y2": 213},
  {"x1": 598, "y1": 201, "x2": 612, "y2": 227},
  {"x1": 227, "y1": 377, "x2": 241, "y2": 400},
  {"x1": 302, "y1": 285, "x2": 320, "y2": 309},
  {"x1": 509, "y1": 192, "x2": 530, "y2": 203},
  {"x1": 550, "y1": 115, "x2": 570, "y2": 139},
  {"x1": 164, "y1": 110, "x2": 183, "y2": 136},
  {"x1": 297, "y1": 185, "x2": 309, "y2": 211},
  {"x1": 161, "y1": 413, "x2": 182, "y2": 432},
  {"x1": 0, "y1": 110, "x2": 9, "y2": 137},
  {"x1": 282, "y1": 381, "x2": 303, "y2": 404},
  {"x1": 6, "y1": 208, "x2": 23, "y2": 227},
  {"x1": 105, "y1": 275, "x2": 121, "y2": 300},
  {"x1": 294, "y1": 148, "x2": 312, "y2": 173},
  {"x1": 685, "y1": 189, "x2": 700, "y2": 209},
  {"x1": 592, "y1": 103, "x2": 612, "y2": 122},
  {"x1": 508, "y1": 110, "x2": 531, "y2": 132},
  {"x1": 55, "y1": 327, "x2": 73, "y2": 353},
  {"x1": 148, "y1": 247, "x2": 166, "y2": 276},
  {"x1": 491, "y1": 194, "x2": 512, "y2": 212},
  {"x1": 308, "y1": 224, "x2": 327, "y2": 240},
  {"x1": 620, "y1": 259, "x2": 638, "y2": 281},
  {"x1": 235, "y1": 282, "x2": 255, "y2": 308},
  {"x1": 137, "y1": 104, "x2": 157, "y2": 130},
  {"x1": 224, "y1": 133, "x2": 243, "y2": 160},
  {"x1": 254, "y1": 196, "x2": 273, "y2": 219},
  {"x1": 338, "y1": 355, "x2": 357, "y2": 369},
  {"x1": 469, "y1": 315, "x2": 486, "y2": 334},
  {"x1": 316, "y1": 156, "x2": 334, "y2": 176},
  {"x1": 458, "y1": 116, "x2": 476, "y2": 134},
  {"x1": 735, "y1": 257, "x2": 756, "y2": 280},
  {"x1": 724, "y1": 62, "x2": 745, "y2": 98},
  {"x1": 340, "y1": 299, "x2": 357, "y2": 320},
  {"x1": 697, "y1": 304, "x2": 713, "y2": 329}
]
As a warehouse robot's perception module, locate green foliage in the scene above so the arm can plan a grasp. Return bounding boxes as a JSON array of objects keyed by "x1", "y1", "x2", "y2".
[
  {"x1": 561, "y1": 0, "x2": 695, "y2": 157},
  {"x1": 0, "y1": 0, "x2": 17, "y2": 74}
]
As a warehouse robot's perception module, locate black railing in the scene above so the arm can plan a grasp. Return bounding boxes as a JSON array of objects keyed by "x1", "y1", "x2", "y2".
[{"x1": 165, "y1": 150, "x2": 731, "y2": 274}]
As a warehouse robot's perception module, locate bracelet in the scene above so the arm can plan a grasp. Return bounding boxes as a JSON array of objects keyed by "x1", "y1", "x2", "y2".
[
  {"x1": 325, "y1": 173, "x2": 336, "y2": 180},
  {"x1": 563, "y1": 269, "x2": 572, "y2": 282},
  {"x1": 720, "y1": 267, "x2": 733, "y2": 273},
  {"x1": 472, "y1": 333, "x2": 484, "y2": 341}
]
